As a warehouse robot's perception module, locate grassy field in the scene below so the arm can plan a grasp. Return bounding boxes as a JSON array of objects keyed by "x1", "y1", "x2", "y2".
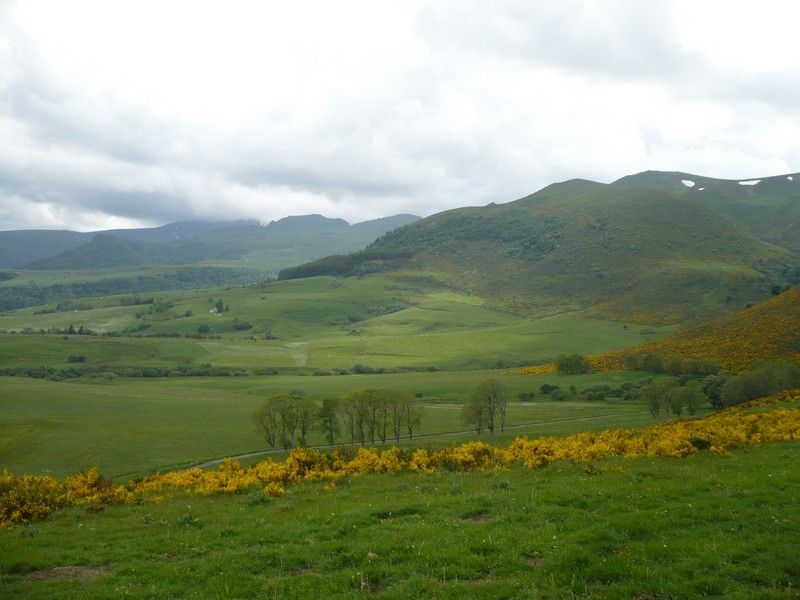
[
  {"x1": 0, "y1": 371, "x2": 659, "y2": 479},
  {"x1": 0, "y1": 272, "x2": 677, "y2": 482},
  {"x1": 1, "y1": 441, "x2": 797, "y2": 598},
  {"x1": 0, "y1": 274, "x2": 674, "y2": 372}
]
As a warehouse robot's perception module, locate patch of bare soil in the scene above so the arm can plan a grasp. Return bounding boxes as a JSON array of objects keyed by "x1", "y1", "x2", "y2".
[{"x1": 25, "y1": 566, "x2": 107, "y2": 582}]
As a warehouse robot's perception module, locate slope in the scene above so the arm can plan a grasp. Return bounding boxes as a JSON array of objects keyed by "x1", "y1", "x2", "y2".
[
  {"x1": 25, "y1": 235, "x2": 154, "y2": 269},
  {"x1": 0, "y1": 220, "x2": 251, "y2": 268},
  {"x1": 0, "y1": 230, "x2": 87, "y2": 268},
  {"x1": 614, "y1": 170, "x2": 800, "y2": 253},
  {"x1": 282, "y1": 179, "x2": 795, "y2": 323},
  {"x1": 593, "y1": 284, "x2": 800, "y2": 372}
]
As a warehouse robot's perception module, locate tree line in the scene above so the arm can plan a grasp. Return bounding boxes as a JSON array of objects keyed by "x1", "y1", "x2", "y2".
[{"x1": 255, "y1": 389, "x2": 423, "y2": 450}]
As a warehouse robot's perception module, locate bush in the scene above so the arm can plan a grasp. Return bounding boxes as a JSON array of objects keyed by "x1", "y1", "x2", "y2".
[
  {"x1": 67, "y1": 354, "x2": 87, "y2": 363},
  {"x1": 539, "y1": 384, "x2": 560, "y2": 395},
  {"x1": 554, "y1": 354, "x2": 590, "y2": 375},
  {"x1": 197, "y1": 324, "x2": 210, "y2": 334},
  {"x1": 719, "y1": 361, "x2": 800, "y2": 407}
]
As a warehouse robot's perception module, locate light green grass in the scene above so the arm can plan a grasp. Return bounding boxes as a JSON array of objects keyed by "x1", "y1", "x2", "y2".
[{"x1": 0, "y1": 273, "x2": 674, "y2": 371}]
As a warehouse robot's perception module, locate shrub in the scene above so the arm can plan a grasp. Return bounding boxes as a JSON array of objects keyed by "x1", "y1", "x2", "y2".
[
  {"x1": 719, "y1": 361, "x2": 800, "y2": 407},
  {"x1": 67, "y1": 355, "x2": 86, "y2": 363},
  {"x1": 555, "y1": 354, "x2": 590, "y2": 375}
]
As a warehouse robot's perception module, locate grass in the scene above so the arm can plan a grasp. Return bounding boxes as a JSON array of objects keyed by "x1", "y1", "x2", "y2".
[
  {"x1": 0, "y1": 372, "x2": 660, "y2": 479},
  {"x1": 0, "y1": 274, "x2": 674, "y2": 372},
  {"x1": 1, "y1": 441, "x2": 798, "y2": 598}
]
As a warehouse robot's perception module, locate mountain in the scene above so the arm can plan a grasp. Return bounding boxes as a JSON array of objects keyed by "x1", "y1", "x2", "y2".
[
  {"x1": 594, "y1": 284, "x2": 800, "y2": 372},
  {"x1": 281, "y1": 178, "x2": 798, "y2": 324},
  {"x1": 0, "y1": 230, "x2": 87, "y2": 268},
  {"x1": 99, "y1": 220, "x2": 259, "y2": 244},
  {"x1": 0, "y1": 220, "x2": 248, "y2": 268},
  {"x1": 614, "y1": 170, "x2": 800, "y2": 252},
  {"x1": 18, "y1": 214, "x2": 421, "y2": 272},
  {"x1": 25, "y1": 235, "x2": 152, "y2": 270}
]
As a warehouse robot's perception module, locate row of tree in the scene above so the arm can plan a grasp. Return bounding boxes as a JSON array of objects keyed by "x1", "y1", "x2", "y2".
[
  {"x1": 642, "y1": 379, "x2": 707, "y2": 418},
  {"x1": 461, "y1": 379, "x2": 509, "y2": 434},
  {"x1": 255, "y1": 389, "x2": 423, "y2": 450}
]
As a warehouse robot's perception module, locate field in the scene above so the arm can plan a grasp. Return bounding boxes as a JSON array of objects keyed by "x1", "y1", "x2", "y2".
[
  {"x1": 0, "y1": 273, "x2": 674, "y2": 372},
  {"x1": 1, "y1": 441, "x2": 798, "y2": 598},
  {"x1": 0, "y1": 371, "x2": 659, "y2": 479}
]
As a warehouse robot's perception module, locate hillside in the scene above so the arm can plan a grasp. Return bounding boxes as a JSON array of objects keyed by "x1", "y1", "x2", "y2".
[
  {"x1": 18, "y1": 214, "x2": 420, "y2": 272},
  {"x1": 26, "y1": 235, "x2": 154, "y2": 270},
  {"x1": 0, "y1": 220, "x2": 248, "y2": 268},
  {"x1": 614, "y1": 170, "x2": 800, "y2": 252},
  {"x1": 282, "y1": 179, "x2": 797, "y2": 323},
  {"x1": 0, "y1": 230, "x2": 87, "y2": 268},
  {"x1": 594, "y1": 284, "x2": 800, "y2": 372}
]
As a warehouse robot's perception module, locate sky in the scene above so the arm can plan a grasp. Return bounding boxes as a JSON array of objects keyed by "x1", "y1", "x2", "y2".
[{"x1": 1, "y1": 0, "x2": 799, "y2": 231}]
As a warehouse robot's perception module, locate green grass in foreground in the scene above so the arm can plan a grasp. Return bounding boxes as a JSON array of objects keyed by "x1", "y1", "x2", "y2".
[
  {"x1": 1, "y1": 442, "x2": 798, "y2": 598},
  {"x1": 0, "y1": 372, "x2": 660, "y2": 478}
]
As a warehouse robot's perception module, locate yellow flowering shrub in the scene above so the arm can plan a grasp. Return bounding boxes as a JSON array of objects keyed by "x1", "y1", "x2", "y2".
[
  {"x1": 0, "y1": 472, "x2": 63, "y2": 528},
  {"x1": 510, "y1": 363, "x2": 557, "y2": 376},
  {"x1": 513, "y1": 286, "x2": 800, "y2": 376},
  {"x1": 3, "y1": 388, "x2": 799, "y2": 529},
  {"x1": 62, "y1": 466, "x2": 132, "y2": 506},
  {"x1": 592, "y1": 285, "x2": 800, "y2": 373}
]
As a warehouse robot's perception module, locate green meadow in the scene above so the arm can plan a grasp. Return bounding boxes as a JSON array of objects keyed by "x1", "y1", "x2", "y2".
[
  {"x1": 0, "y1": 273, "x2": 673, "y2": 372},
  {"x1": 2, "y1": 442, "x2": 798, "y2": 598},
  {"x1": 0, "y1": 371, "x2": 658, "y2": 479}
]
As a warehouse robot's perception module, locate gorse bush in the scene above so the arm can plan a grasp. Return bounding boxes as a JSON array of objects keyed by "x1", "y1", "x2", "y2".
[
  {"x1": 0, "y1": 467, "x2": 131, "y2": 528},
  {"x1": 3, "y1": 388, "x2": 799, "y2": 529}
]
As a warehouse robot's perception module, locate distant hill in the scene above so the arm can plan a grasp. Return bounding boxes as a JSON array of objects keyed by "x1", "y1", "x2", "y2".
[
  {"x1": 614, "y1": 170, "x2": 800, "y2": 252},
  {"x1": 0, "y1": 220, "x2": 246, "y2": 268},
  {"x1": 0, "y1": 230, "x2": 87, "y2": 268},
  {"x1": 594, "y1": 284, "x2": 800, "y2": 372},
  {"x1": 281, "y1": 178, "x2": 798, "y2": 323},
  {"x1": 13, "y1": 214, "x2": 420, "y2": 271},
  {"x1": 99, "y1": 220, "x2": 259, "y2": 244}
]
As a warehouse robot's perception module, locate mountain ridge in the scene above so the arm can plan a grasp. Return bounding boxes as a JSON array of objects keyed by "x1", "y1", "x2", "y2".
[
  {"x1": 280, "y1": 175, "x2": 799, "y2": 324},
  {"x1": 12, "y1": 214, "x2": 421, "y2": 271}
]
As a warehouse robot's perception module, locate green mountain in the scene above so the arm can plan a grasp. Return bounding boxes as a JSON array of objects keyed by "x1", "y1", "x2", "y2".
[
  {"x1": 22, "y1": 214, "x2": 421, "y2": 272},
  {"x1": 614, "y1": 170, "x2": 800, "y2": 252},
  {"x1": 0, "y1": 230, "x2": 87, "y2": 268},
  {"x1": 281, "y1": 179, "x2": 798, "y2": 324},
  {"x1": 0, "y1": 220, "x2": 253, "y2": 268},
  {"x1": 25, "y1": 235, "x2": 154, "y2": 270}
]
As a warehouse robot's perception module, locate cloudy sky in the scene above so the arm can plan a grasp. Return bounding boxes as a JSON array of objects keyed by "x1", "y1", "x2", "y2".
[{"x1": 1, "y1": 0, "x2": 799, "y2": 231}]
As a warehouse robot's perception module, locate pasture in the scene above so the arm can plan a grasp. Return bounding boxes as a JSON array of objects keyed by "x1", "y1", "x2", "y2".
[
  {"x1": 1, "y1": 441, "x2": 797, "y2": 598},
  {"x1": 0, "y1": 371, "x2": 658, "y2": 478},
  {"x1": 0, "y1": 273, "x2": 674, "y2": 372}
]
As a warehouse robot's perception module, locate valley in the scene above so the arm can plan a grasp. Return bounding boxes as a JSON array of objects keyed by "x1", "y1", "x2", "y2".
[{"x1": 1, "y1": 169, "x2": 799, "y2": 599}]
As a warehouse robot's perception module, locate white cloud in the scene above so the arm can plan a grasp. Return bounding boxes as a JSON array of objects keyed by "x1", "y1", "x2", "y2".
[{"x1": 1, "y1": 0, "x2": 799, "y2": 230}]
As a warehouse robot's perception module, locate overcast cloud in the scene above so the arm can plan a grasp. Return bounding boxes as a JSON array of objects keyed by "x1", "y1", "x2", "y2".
[{"x1": 1, "y1": 0, "x2": 799, "y2": 231}]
